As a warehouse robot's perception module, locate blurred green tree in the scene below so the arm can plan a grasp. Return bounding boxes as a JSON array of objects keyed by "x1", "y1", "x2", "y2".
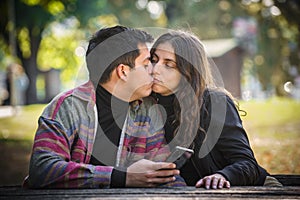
[
  {"x1": 241, "y1": 0, "x2": 300, "y2": 95},
  {"x1": 1, "y1": 0, "x2": 299, "y2": 101},
  {"x1": 0, "y1": 0, "x2": 113, "y2": 104},
  {"x1": 161, "y1": 0, "x2": 299, "y2": 95},
  {"x1": 108, "y1": 0, "x2": 167, "y2": 27}
]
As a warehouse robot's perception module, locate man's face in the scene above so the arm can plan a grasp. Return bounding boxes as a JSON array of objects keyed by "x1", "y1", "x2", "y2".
[{"x1": 125, "y1": 43, "x2": 153, "y2": 100}]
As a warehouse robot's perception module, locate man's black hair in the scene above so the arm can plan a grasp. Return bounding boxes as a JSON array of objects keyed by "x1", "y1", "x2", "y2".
[{"x1": 86, "y1": 25, "x2": 153, "y2": 86}]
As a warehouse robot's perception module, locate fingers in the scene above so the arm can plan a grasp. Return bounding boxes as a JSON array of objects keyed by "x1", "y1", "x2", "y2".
[
  {"x1": 126, "y1": 160, "x2": 180, "y2": 187},
  {"x1": 196, "y1": 177, "x2": 214, "y2": 189},
  {"x1": 146, "y1": 176, "x2": 176, "y2": 186},
  {"x1": 224, "y1": 180, "x2": 231, "y2": 188},
  {"x1": 152, "y1": 168, "x2": 180, "y2": 177},
  {"x1": 139, "y1": 176, "x2": 176, "y2": 188},
  {"x1": 153, "y1": 162, "x2": 176, "y2": 171},
  {"x1": 218, "y1": 178, "x2": 225, "y2": 188},
  {"x1": 195, "y1": 174, "x2": 230, "y2": 189},
  {"x1": 211, "y1": 176, "x2": 219, "y2": 189},
  {"x1": 136, "y1": 169, "x2": 178, "y2": 187},
  {"x1": 127, "y1": 159, "x2": 175, "y2": 173},
  {"x1": 195, "y1": 179, "x2": 204, "y2": 188},
  {"x1": 147, "y1": 168, "x2": 179, "y2": 186}
]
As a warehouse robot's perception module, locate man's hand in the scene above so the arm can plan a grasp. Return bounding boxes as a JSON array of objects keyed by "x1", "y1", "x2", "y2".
[
  {"x1": 126, "y1": 159, "x2": 180, "y2": 187},
  {"x1": 195, "y1": 173, "x2": 230, "y2": 189}
]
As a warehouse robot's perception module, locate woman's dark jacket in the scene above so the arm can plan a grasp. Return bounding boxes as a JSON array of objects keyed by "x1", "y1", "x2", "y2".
[{"x1": 154, "y1": 90, "x2": 269, "y2": 186}]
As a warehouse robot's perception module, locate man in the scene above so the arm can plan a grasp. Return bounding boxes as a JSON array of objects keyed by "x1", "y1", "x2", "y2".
[{"x1": 23, "y1": 26, "x2": 183, "y2": 188}]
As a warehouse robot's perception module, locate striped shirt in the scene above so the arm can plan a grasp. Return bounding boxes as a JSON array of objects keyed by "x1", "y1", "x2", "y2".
[{"x1": 23, "y1": 81, "x2": 185, "y2": 188}]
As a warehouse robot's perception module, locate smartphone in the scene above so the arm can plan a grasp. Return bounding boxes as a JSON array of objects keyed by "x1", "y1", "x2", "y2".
[{"x1": 166, "y1": 146, "x2": 194, "y2": 169}]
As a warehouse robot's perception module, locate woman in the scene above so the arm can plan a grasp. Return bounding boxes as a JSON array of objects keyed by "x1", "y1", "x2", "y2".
[{"x1": 150, "y1": 30, "x2": 281, "y2": 189}]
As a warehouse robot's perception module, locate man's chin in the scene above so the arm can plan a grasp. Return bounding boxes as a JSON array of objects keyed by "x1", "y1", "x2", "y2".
[
  {"x1": 141, "y1": 86, "x2": 152, "y2": 97},
  {"x1": 145, "y1": 89, "x2": 152, "y2": 96},
  {"x1": 133, "y1": 85, "x2": 152, "y2": 99}
]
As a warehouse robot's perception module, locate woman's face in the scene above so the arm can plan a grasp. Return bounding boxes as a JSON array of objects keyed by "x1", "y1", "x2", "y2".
[{"x1": 151, "y1": 42, "x2": 181, "y2": 96}]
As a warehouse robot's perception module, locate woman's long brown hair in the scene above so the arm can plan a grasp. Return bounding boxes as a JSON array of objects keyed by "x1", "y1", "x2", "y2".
[{"x1": 151, "y1": 30, "x2": 216, "y2": 148}]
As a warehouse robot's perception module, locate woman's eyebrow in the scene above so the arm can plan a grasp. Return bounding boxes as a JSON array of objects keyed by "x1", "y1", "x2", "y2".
[
  {"x1": 164, "y1": 58, "x2": 177, "y2": 63},
  {"x1": 151, "y1": 52, "x2": 176, "y2": 63}
]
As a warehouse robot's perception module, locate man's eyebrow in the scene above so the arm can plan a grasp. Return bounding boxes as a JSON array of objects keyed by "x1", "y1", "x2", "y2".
[{"x1": 143, "y1": 57, "x2": 151, "y2": 62}]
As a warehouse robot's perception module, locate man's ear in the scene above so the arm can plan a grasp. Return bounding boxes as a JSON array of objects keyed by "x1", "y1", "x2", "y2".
[{"x1": 116, "y1": 64, "x2": 129, "y2": 81}]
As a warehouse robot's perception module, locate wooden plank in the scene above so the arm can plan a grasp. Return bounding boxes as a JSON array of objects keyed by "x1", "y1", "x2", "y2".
[
  {"x1": 0, "y1": 186, "x2": 299, "y2": 200},
  {"x1": 1, "y1": 175, "x2": 299, "y2": 199}
]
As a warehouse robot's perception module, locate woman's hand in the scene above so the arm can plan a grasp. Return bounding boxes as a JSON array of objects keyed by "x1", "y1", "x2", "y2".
[
  {"x1": 126, "y1": 159, "x2": 180, "y2": 187},
  {"x1": 195, "y1": 173, "x2": 230, "y2": 189}
]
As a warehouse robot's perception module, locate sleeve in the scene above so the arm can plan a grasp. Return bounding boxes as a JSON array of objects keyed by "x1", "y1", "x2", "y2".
[
  {"x1": 24, "y1": 112, "x2": 113, "y2": 188},
  {"x1": 110, "y1": 168, "x2": 127, "y2": 188},
  {"x1": 213, "y1": 95, "x2": 262, "y2": 185}
]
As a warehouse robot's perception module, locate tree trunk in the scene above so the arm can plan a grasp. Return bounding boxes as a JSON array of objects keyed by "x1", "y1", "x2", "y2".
[{"x1": 21, "y1": 28, "x2": 41, "y2": 104}]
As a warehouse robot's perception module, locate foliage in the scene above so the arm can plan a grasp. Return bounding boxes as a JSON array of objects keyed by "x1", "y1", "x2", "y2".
[
  {"x1": 159, "y1": 0, "x2": 299, "y2": 95},
  {"x1": 37, "y1": 19, "x2": 84, "y2": 88},
  {"x1": 107, "y1": 0, "x2": 167, "y2": 28},
  {"x1": 164, "y1": 0, "x2": 246, "y2": 39},
  {"x1": 0, "y1": 39, "x2": 14, "y2": 70},
  {"x1": 0, "y1": 0, "x2": 117, "y2": 103},
  {"x1": 240, "y1": 0, "x2": 300, "y2": 95},
  {"x1": 0, "y1": 0, "x2": 299, "y2": 103}
]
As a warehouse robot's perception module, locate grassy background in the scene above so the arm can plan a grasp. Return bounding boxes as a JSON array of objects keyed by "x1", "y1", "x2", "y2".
[
  {"x1": 0, "y1": 105, "x2": 45, "y2": 186},
  {"x1": 0, "y1": 98, "x2": 299, "y2": 186},
  {"x1": 240, "y1": 97, "x2": 300, "y2": 174}
]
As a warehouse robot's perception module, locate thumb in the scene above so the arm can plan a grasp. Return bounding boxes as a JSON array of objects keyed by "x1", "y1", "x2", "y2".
[{"x1": 195, "y1": 179, "x2": 204, "y2": 188}]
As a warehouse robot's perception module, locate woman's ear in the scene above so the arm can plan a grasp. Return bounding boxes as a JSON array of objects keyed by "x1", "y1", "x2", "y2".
[{"x1": 116, "y1": 64, "x2": 129, "y2": 81}]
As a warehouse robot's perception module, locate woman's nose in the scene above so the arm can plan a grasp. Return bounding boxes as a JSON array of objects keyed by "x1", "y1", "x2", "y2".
[{"x1": 152, "y1": 63, "x2": 160, "y2": 74}]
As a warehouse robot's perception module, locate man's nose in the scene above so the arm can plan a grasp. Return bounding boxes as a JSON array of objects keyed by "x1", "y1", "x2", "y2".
[{"x1": 147, "y1": 62, "x2": 153, "y2": 74}]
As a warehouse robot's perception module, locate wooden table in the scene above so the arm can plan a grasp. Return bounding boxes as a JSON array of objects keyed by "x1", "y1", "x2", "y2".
[
  {"x1": 1, "y1": 175, "x2": 299, "y2": 199},
  {"x1": 0, "y1": 186, "x2": 299, "y2": 199}
]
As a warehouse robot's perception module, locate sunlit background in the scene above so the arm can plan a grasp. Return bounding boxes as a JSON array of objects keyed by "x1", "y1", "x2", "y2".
[{"x1": 0, "y1": 0, "x2": 299, "y2": 186}]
